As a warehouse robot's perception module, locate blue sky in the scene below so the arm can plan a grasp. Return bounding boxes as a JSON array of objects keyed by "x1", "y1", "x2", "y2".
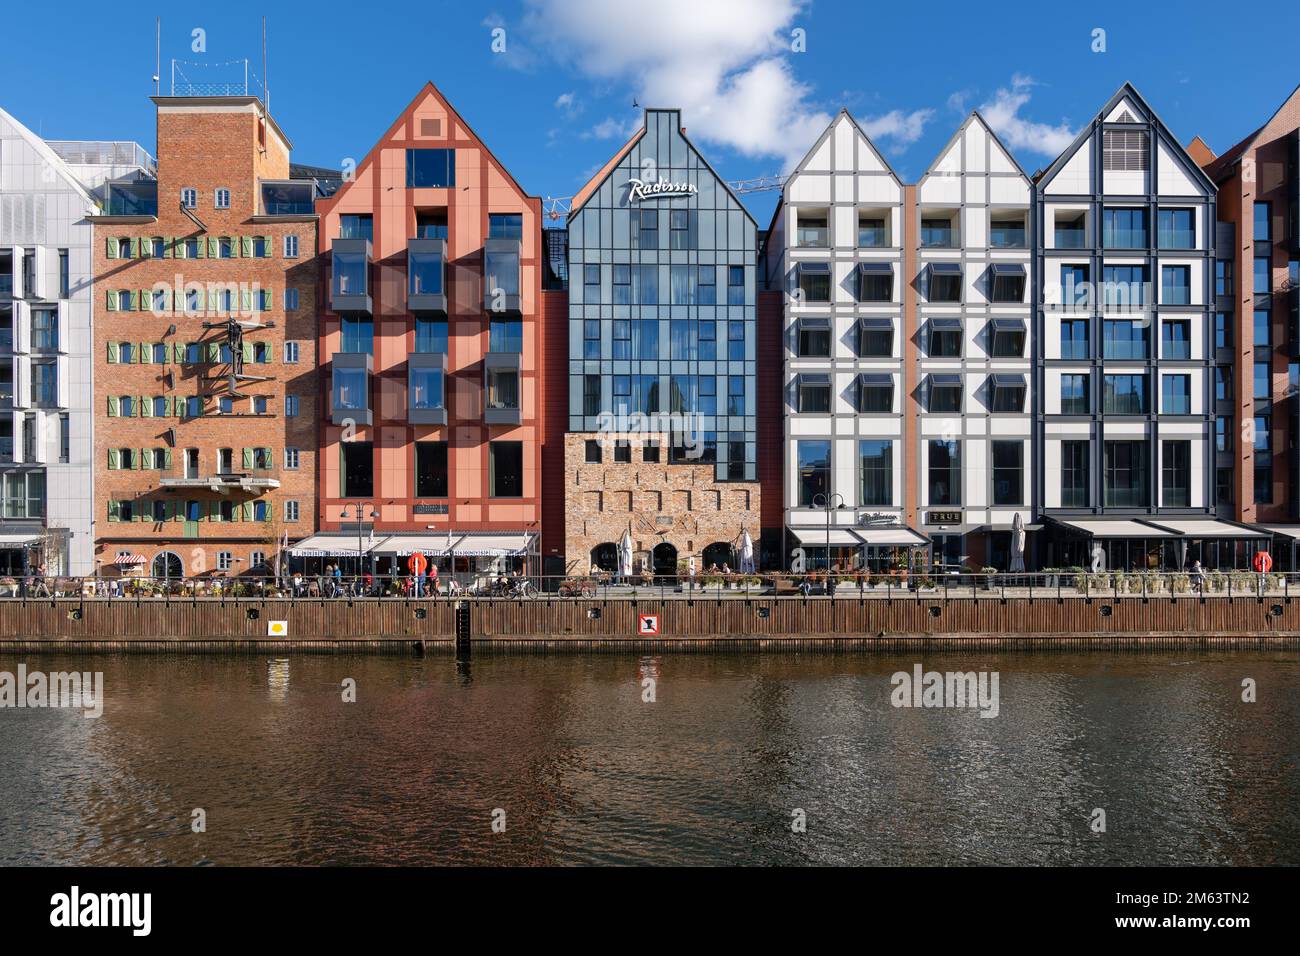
[{"x1": 7, "y1": 0, "x2": 1298, "y2": 222}]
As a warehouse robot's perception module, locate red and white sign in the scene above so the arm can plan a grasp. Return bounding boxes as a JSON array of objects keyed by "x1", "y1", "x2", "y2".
[{"x1": 638, "y1": 614, "x2": 660, "y2": 636}]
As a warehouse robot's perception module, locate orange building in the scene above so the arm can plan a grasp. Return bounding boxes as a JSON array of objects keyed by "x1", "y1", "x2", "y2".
[{"x1": 303, "y1": 83, "x2": 544, "y2": 576}]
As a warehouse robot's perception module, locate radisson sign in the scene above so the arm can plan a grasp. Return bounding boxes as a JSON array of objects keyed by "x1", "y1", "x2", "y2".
[{"x1": 626, "y1": 178, "x2": 698, "y2": 203}]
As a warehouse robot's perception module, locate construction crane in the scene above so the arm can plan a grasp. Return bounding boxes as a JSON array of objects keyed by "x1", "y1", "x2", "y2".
[{"x1": 542, "y1": 173, "x2": 786, "y2": 220}]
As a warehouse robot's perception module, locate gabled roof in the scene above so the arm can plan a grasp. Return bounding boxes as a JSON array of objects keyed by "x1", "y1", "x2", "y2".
[
  {"x1": 316, "y1": 81, "x2": 538, "y2": 217},
  {"x1": 0, "y1": 106, "x2": 97, "y2": 209},
  {"x1": 569, "y1": 126, "x2": 645, "y2": 218},
  {"x1": 1203, "y1": 82, "x2": 1300, "y2": 183},
  {"x1": 918, "y1": 110, "x2": 1033, "y2": 184},
  {"x1": 1035, "y1": 82, "x2": 1217, "y2": 196}
]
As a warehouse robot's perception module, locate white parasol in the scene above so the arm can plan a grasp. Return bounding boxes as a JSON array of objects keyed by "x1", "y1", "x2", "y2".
[
  {"x1": 739, "y1": 529, "x2": 755, "y2": 574},
  {"x1": 619, "y1": 529, "x2": 634, "y2": 578},
  {"x1": 1009, "y1": 513, "x2": 1026, "y2": 572}
]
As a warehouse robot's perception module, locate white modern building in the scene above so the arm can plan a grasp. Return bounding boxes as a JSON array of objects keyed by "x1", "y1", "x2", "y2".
[
  {"x1": 1034, "y1": 84, "x2": 1258, "y2": 570},
  {"x1": 764, "y1": 110, "x2": 927, "y2": 572},
  {"x1": 915, "y1": 112, "x2": 1033, "y2": 571},
  {"x1": 0, "y1": 110, "x2": 151, "y2": 575}
]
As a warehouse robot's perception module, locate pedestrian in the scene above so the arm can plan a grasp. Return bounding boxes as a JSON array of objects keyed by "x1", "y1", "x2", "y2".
[
  {"x1": 1190, "y1": 559, "x2": 1206, "y2": 596},
  {"x1": 688, "y1": 555, "x2": 696, "y2": 592}
]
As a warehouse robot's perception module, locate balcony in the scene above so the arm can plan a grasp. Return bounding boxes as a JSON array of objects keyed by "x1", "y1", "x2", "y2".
[
  {"x1": 484, "y1": 353, "x2": 521, "y2": 425},
  {"x1": 331, "y1": 239, "x2": 372, "y2": 314},
  {"x1": 796, "y1": 217, "x2": 829, "y2": 248},
  {"x1": 159, "y1": 465, "x2": 280, "y2": 493},
  {"x1": 260, "y1": 180, "x2": 319, "y2": 217},
  {"x1": 407, "y1": 238, "x2": 447, "y2": 313},
  {"x1": 105, "y1": 179, "x2": 158, "y2": 217},
  {"x1": 483, "y1": 238, "x2": 521, "y2": 313},
  {"x1": 408, "y1": 351, "x2": 447, "y2": 425},
  {"x1": 331, "y1": 352, "x2": 373, "y2": 426}
]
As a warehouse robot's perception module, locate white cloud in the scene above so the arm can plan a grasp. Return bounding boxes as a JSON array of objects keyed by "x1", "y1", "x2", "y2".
[
  {"x1": 978, "y1": 75, "x2": 1076, "y2": 156},
  {"x1": 860, "y1": 108, "x2": 935, "y2": 148},
  {"x1": 523, "y1": 0, "x2": 831, "y2": 169},
  {"x1": 582, "y1": 115, "x2": 640, "y2": 141}
]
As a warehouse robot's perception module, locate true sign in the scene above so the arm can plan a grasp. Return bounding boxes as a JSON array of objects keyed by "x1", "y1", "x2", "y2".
[{"x1": 638, "y1": 614, "x2": 660, "y2": 636}]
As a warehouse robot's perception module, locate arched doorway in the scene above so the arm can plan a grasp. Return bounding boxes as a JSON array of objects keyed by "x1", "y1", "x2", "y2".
[
  {"x1": 702, "y1": 541, "x2": 734, "y2": 571},
  {"x1": 590, "y1": 542, "x2": 618, "y2": 574},
  {"x1": 151, "y1": 551, "x2": 184, "y2": 580},
  {"x1": 651, "y1": 542, "x2": 678, "y2": 579}
]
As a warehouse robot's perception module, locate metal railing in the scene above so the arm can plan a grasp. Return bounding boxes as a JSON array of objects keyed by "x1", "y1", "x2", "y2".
[{"x1": 0, "y1": 570, "x2": 1296, "y2": 601}]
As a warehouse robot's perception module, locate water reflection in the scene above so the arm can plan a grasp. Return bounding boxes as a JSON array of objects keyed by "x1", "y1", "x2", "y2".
[{"x1": 0, "y1": 651, "x2": 1295, "y2": 866}]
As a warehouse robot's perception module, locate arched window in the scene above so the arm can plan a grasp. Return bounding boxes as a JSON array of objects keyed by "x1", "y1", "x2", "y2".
[{"x1": 151, "y1": 551, "x2": 184, "y2": 580}]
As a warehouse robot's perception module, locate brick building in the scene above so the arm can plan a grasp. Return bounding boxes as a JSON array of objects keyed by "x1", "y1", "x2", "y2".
[
  {"x1": 304, "y1": 83, "x2": 544, "y2": 575},
  {"x1": 90, "y1": 95, "x2": 320, "y2": 580}
]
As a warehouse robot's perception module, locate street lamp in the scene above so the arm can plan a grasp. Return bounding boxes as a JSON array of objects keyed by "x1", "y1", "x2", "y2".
[
  {"x1": 812, "y1": 491, "x2": 845, "y2": 577},
  {"x1": 340, "y1": 503, "x2": 379, "y2": 578}
]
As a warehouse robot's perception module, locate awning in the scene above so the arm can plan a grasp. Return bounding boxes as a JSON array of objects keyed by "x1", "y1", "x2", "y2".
[
  {"x1": 1256, "y1": 524, "x2": 1300, "y2": 540},
  {"x1": 0, "y1": 533, "x2": 40, "y2": 548},
  {"x1": 789, "y1": 527, "x2": 863, "y2": 547},
  {"x1": 290, "y1": 533, "x2": 385, "y2": 557},
  {"x1": 855, "y1": 527, "x2": 929, "y2": 547},
  {"x1": 1058, "y1": 519, "x2": 1178, "y2": 538},
  {"x1": 453, "y1": 533, "x2": 535, "y2": 557},
  {"x1": 1145, "y1": 519, "x2": 1268, "y2": 538},
  {"x1": 115, "y1": 552, "x2": 147, "y2": 566},
  {"x1": 376, "y1": 534, "x2": 463, "y2": 556}
]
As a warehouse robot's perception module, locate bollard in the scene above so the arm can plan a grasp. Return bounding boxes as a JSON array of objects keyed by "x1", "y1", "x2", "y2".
[{"x1": 454, "y1": 600, "x2": 471, "y2": 658}]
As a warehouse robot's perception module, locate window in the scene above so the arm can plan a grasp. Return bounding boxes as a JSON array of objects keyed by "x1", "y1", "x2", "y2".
[
  {"x1": 219, "y1": 237, "x2": 233, "y2": 259},
  {"x1": 417, "y1": 213, "x2": 448, "y2": 239},
  {"x1": 632, "y1": 209, "x2": 658, "y2": 249},
  {"x1": 151, "y1": 500, "x2": 166, "y2": 522},
  {"x1": 1215, "y1": 260, "x2": 1233, "y2": 297},
  {"x1": 1102, "y1": 208, "x2": 1149, "y2": 248},
  {"x1": 989, "y1": 265, "x2": 1025, "y2": 303},
  {"x1": 30, "y1": 361, "x2": 55, "y2": 407},
  {"x1": 218, "y1": 396, "x2": 233, "y2": 415},
  {"x1": 927, "y1": 374, "x2": 962, "y2": 413},
  {"x1": 415, "y1": 317, "x2": 447, "y2": 353},
  {"x1": 1162, "y1": 318, "x2": 1190, "y2": 359},
  {"x1": 856, "y1": 264, "x2": 892, "y2": 303},
  {"x1": 58, "y1": 413, "x2": 69, "y2": 463},
  {"x1": 928, "y1": 440, "x2": 961, "y2": 505},
  {"x1": 285, "y1": 395, "x2": 299, "y2": 417},
  {"x1": 489, "y1": 318, "x2": 523, "y2": 353},
  {"x1": 669, "y1": 210, "x2": 694, "y2": 250},
  {"x1": 920, "y1": 218, "x2": 954, "y2": 248},
  {"x1": 1254, "y1": 202, "x2": 1271, "y2": 242},
  {"x1": 989, "y1": 374, "x2": 1026, "y2": 412},
  {"x1": 1102, "y1": 128, "x2": 1148, "y2": 171},
  {"x1": 1254, "y1": 360, "x2": 1271, "y2": 399},
  {"x1": 1104, "y1": 441, "x2": 1149, "y2": 507},
  {"x1": 341, "y1": 316, "x2": 373, "y2": 354},
  {"x1": 582, "y1": 375, "x2": 600, "y2": 417},
  {"x1": 1061, "y1": 440, "x2": 1089, "y2": 507},
  {"x1": 1103, "y1": 265, "x2": 1148, "y2": 308},
  {"x1": 284, "y1": 342, "x2": 300, "y2": 364},
  {"x1": 1102, "y1": 319, "x2": 1148, "y2": 359},
  {"x1": 858, "y1": 217, "x2": 887, "y2": 248},
  {"x1": 285, "y1": 500, "x2": 300, "y2": 522},
  {"x1": 1215, "y1": 415, "x2": 1232, "y2": 452},
  {"x1": 1060, "y1": 318, "x2": 1089, "y2": 360},
  {"x1": 928, "y1": 265, "x2": 962, "y2": 303},
  {"x1": 340, "y1": 214, "x2": 373, "y2": 241},
  {"x1": 727, "y1": 375, "x2": 744, "y2": 416},
  {"x1": 1162, "y1": 373, "x2": 1191, "y2": 414},
  {"x1": 859, "y1": 440, "x2": 892, "y2": 506},
  {"x1": 489, "y1": 441, "x2": 522, "y2": 498},
  {"x1": 796, "y1": 214, "x2": 828, "y2": 248},
  {"x1": 31, "y1": 308, "x2": 57, "y2": 351},
  {"x1": 1215, "y1": 366, "x2": 1232, "y2": 403},
  {"x1": 727, "y1": 266, "x2": 745, "y2": 306},
  {"x1": 858, "y1": 318, "x2": 893, "y2": 357},
  {"x1": 1060, "y1": 374, "x2": 1089, "y2": 415},
  {"x1": 1055, "y1": 213, "x2": 1087, "y2": 249},
  {"x1": 214, "y1": 188, "x2": 230, "y2": 209},
  {"x1": 643, "y1": 441, "x2": 660, "y2": 463},
  {"x1": 180, "y1": 188, "x2": 197, "y2": 208},
  {"x1": 1254, "y1": 415, "x2": 1272, "y2": 503},
  {"x1": 585, "y1": 439, "x2": 601, "y2": 464},
  {"x1": 697, "y1": 266, "x2": 715, "y2": 305},
  {"x1": 1254, "y1": 255, "x2": 1272, "y2": 294},
  {"x1": 613, "y1": 441, "x2": 632, "y2": 463},
  {"x1": 58, "y1": 250, "x2": 69, "y2": 298},
  {"x1": 797, "y1": 319, "x2": 830, "y2": 357},
  {"x1": 727, "y1": 320, "x2": 744, "y2": 361},
  {"x1": 797, "y1": 375, "x2": 831, "y2": 414},
  {"x1": 989, "y1": 318, "x2": 1025, "y2": 357},
  {"x1": 990, "y1": 218, "x2": 1026, "y2": 249},
  {"x1": 1103, "y1": 373, "x2": 1148, "y2": 414},
  {"x1": 670, "y1": 265, "x2": 696, "y2": 305},
  {"x1": 928, "y1": 319, "x2": 962, "y2": 358},
  {"x1": 152, "y1": 396, "x2": 168, "y2": 417},
  {"x1": 284, "y1": 288, "x2": 299, "y2": 311},
  {"x1": 1161, "y1": 441, "x2": 1191, "y2": 507},
  {"x1": 415, "y1": 441, "x2": 448, "y2": 498},
  {"x1": 699, "y1": 319, "x2": 717, "y2": 360},
  {"x1": 1254, "y1": 307, "x2": 1271, "y2": 346},
  {"x1": 1161, "y1": 265, "x2": 1190, "y2": 305},
  {"x1": 796, "y1": 263, "x2": 830, "y2": 303},
  {"x1": 283, "y1": 235, "x2": 299, "y2": 258},
  {"x1": 857, "y1": 374, "x2": 893, "y2": 413},
  {"x1": 216, "y1": 552, "x2": 233, "y2": 572},
  {"x1": 584, "y1": 319, "x2": 601, "y2": 360},
  {"x1": 185, "y1": 396, "x2": 202, "y2": 418},
  {"x1": 489, "y1": 213, "x2": 523, "y2": 241},
  {"x1": 991, "y1": 441, "x2": 1023, "y2": 505},
  {"x1": 339, "y1": 442, "x2": 373, "y2": 497},
  {"x1": 1214, "y1": 312, "x2": 1232, "y2": 350},
  {"x1": 284, "y1": 447, "x2": 300, "y2": 470},
  {"x1": 1157, "y1": 209, "x2": 1195, "y2": 249},
  {"x1": 406, "y1": 148, "x2": 455, "y2": 188},
  {"x1": 583, "y1": 264, "x2": 600, "y2": 302},
  {"x1": 253, "y1": 236, "x2": 268, "y2": 258},
  {"x1": 797, "y1": 440, "x2": 830, "y2": 507}
]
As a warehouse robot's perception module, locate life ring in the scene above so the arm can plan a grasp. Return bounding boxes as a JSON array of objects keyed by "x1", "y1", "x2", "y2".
[{"x1": 1252, "y1": 551, "x2": 1272, "y2": 573}]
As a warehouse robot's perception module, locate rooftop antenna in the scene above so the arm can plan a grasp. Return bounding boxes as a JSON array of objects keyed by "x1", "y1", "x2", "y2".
[
  {"x1": 262, "y1": 16, "x2": 268, "y2": 111},
  {"x1": 153, "y1": 18, "x2": 161, "y2": 95}
]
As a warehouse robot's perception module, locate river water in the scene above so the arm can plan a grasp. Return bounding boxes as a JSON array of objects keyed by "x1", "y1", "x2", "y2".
[{"x1": 0, "y1": 650, "x2": 1296, "y2": 865}]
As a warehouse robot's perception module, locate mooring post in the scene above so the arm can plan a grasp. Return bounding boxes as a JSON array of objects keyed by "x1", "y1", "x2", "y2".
[{"x1": 454, "y1": 599, "x2": 471, "y2": 658}]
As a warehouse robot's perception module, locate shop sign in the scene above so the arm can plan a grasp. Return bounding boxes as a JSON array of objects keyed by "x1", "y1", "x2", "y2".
[{"x1": 626, "y1": 178, "x2": 698, "y2": 203}]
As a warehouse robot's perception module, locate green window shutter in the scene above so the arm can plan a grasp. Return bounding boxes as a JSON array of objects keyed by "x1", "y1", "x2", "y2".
[
  {"x1": 197, "y1": 288, "x2": 208, "y2": 311},
  {"x1": 209, "y1": 500, "x2": 221, "y2": 522},
  {"x1": 105, "y1": 237, "x2": 118, "y2": 260},
  {"x1": 262, "y1": 447, "x2": 272, "y2": 465},
  {"x1": 240, "y1": 501, "x2": 252, "y2": 522},
  {"x1": 240, "y1": 236, "x2": 253, "y2": 258},
  {"x1": 128, "y1": 290, "x2": 139, "y2": 311},
  {"x1": 173, "y1": 290, "x2": 184, "y2": 312},
  {"x1": 106, "y1": 341, "x2": 118, "y2": 363},
  {"x1": 139, "y1": 342, "x2": 152, "y2": 365},
  {"x1": 242, "y1": 447, "x2": 253, "y2": 470},
  {"x1": 240, "y1": 289, "x2": 251, "y2": 312},
  {"x1": 130, "y1": 449, "x2": 141, "y2": 470},
  {"x1": 193, "y1": 239, "x2": 204, "y2": 259},
  {"x1": 163, "y1": 237, "x2": 173, "y2": 258},
  {"x1": 242, "y1": 342, "x2": 254, "y2": 364},
  {"x1": 107, "y1": 395, "x2": 119, "y2": 417},
  {"x1": 105, "y1": 290, "x2": 117, "y2": 312},
  {"x1": 108, "y1": 500, "x2": 120, "y2": 522},
  {"x1": 135, "y1": 395, "x2": 145, "y2": 417},
  {"x1": 264, "y1": 500, "x2": 273, "y2": 522},
  {"x1": 139, "y1": 289, "x2": 151, "y2": 313},
  {"x1": 164, "y1": 449, "x2": 173, "y2": 470},
  {"x1": 141, "y1": 398, "x2": 152, "y2": 419},
  {"x1": 207, "y1": 341, "x2": 220, "y2": 362},
  {"x1": 263, "y1": 235, "x2": 274, "y2": 257},
  {"x1": 107, "y1": 448, "x2": 119, "y2": 470},
  {"x1": 207, "y1": 237, "x2": 219, "y2": 258},
  {"x1": 128, "y1": 238, "x2": 139, "y2": 258},
  {"x1": 128, "y1": 343, "x2": 138, "y2": 363}
]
